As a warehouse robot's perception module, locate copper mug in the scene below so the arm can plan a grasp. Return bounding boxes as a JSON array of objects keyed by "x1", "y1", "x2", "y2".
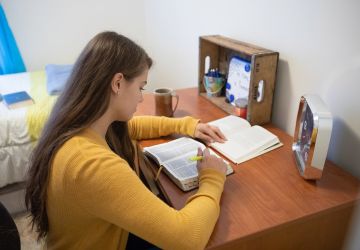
[{"x1": 154, "y1": 88, "x2": 179, "y2": 117}]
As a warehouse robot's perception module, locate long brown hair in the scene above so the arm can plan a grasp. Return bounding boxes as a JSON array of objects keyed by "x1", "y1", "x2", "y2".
[{"x1": 25, "y1": 31, "x2": 152, "y2": 239}]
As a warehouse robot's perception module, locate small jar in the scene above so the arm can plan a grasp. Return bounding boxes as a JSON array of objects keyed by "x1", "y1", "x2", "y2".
[{"x1": 234, "y1": 98, "x2": 248, "y2": 119}]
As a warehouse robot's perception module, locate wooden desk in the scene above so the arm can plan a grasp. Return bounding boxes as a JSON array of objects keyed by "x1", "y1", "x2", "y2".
[{"x1": 135, "y1": 88, "x2": 360, "y2": 250}]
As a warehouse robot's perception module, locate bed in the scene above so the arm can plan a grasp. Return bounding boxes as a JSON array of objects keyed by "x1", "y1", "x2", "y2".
[{"x1": 0, "y1": 71, "x2": 56, "y2": 189}]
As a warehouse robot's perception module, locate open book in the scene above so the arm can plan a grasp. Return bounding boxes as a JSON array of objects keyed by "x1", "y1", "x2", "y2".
[
  {"x1": 143, "y1": 137, "x2": 234, "y2": 191},
  {"x1": 208, "y1": 115, "x2": 283, "y2": 164}
]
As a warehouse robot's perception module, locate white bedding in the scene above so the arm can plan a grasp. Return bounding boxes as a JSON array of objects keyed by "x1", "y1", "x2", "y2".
[{"x1": 0, "y1": 72, "x2": 49, "y2": 187}]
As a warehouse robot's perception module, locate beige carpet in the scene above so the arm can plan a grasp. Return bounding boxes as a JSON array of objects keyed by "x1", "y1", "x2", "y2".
[{"x1": 13, "y1": 213, "x2": 42, "y2": 250}]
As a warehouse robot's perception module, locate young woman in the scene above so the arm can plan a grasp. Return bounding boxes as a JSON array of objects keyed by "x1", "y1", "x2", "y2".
[{"x1": 25, "y1": 31, "x2": 228, "y2": 250}]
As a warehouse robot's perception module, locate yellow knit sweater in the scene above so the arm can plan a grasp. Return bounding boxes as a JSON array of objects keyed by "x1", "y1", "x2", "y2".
[{"x1": 46, "y1": 116, "x2": 226, "y2": 250}]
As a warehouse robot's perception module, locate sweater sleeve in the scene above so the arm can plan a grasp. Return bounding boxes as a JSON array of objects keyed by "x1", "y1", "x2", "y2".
[
  {"x1": 65, "y1": 146, "x2": 225, "y2": 250},
  {"x1": 128, "y1": 116, "x2": 200, "y2": 140}
]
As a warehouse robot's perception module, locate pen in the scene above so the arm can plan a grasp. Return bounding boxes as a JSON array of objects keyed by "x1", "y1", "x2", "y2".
[{"x1": 188, "y1": 156, "x2": 203, "y2": 161}]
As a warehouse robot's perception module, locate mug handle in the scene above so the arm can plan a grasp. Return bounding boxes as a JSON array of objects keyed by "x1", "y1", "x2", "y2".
[{"x1": 171, "y1": 91, "x2": 179, "y2": 114}]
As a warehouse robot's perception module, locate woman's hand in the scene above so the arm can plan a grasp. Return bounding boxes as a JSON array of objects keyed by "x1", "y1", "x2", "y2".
[
  {"x1": 196, "y1": 148, "x2": 227, "y2": 175},
  {"x1": 194, "y1": 123, "x2": 227, "y2": 145}
]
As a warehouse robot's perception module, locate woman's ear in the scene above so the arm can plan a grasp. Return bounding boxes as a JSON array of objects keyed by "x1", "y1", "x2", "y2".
[{"x1": 111, "y1": 73, "x2": 125, "y2": 95}]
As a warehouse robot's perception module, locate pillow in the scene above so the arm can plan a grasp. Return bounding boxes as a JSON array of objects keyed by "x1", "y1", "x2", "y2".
[{"x1": 45, "y1": 64, "x2": 73, "y2": 95}]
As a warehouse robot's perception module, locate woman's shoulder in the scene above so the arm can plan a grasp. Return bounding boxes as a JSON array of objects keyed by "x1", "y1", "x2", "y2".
[
  {"x1": 53, "y1": 132, "x2": 130, "y2": 181},
  {"x1": 56, "y1": 131, "x2": 114, "y2": 162}
]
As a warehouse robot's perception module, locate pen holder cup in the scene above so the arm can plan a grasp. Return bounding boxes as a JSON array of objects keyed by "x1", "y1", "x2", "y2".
[{"x1": 203, "y1": 76, "x2": 225, "y2": 97}]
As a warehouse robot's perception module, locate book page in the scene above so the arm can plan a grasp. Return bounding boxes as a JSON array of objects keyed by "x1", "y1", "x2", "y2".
[
  {"x1": 207, "y1": 115, "x2": 250, "y2": 138},
  {"x1": 236, "y1": 141, "x2": 283, "y2": 163},
  {"x1": 143, "y1": 137, "x2": 205, "y2": 164},
  {"x1": 144, "y1": 137, "x2": 233, "y2": 182},
  {"x1": 162, "y1": 147, "x2": 233, "y2": 181},
  {"x1": 211, "y1": 125, "x2": 280, "y2": 164},
  {"x1": 163, "y1": 151, "x2": 200, "y2": 180}
]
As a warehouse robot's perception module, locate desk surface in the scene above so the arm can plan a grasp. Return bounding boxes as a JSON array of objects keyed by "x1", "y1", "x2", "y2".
[{"x1": 135, "y1": 88, "x2": 360, "y2": 250}]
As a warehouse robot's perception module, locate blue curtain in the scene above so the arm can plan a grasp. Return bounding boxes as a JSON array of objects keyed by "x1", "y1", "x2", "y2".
[{"x1": 0, "y1": 4, "x2": 26, "y2": 75}]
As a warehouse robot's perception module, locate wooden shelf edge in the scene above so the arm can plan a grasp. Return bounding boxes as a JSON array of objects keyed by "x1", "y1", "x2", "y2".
[{"x1": 199, "y1": 92, "x2": 236, "y2": 116}]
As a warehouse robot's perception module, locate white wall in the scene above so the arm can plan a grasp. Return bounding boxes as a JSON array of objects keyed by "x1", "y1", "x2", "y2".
[
  {"x1": 2, "y1": 0, "x2": 360, "y2": 249},
  {"x1": 1, "y1": 0, "x2": 146, "y2": 70}
]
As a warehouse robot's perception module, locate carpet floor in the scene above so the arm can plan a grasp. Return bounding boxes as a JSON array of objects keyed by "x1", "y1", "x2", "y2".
[{"x1": 13, "y1": 213, "x2": 42, "y2": 250}]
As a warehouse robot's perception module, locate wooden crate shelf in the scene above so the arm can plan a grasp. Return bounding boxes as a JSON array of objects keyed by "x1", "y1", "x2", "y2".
[{"x1": 198, "y1": 35, "x2": 279, "y2": 125}]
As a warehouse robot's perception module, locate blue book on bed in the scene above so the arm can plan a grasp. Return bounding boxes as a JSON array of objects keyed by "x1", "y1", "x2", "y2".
[{"x1": 2, "y1": 91, "x2": 34, "y2": 109}]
